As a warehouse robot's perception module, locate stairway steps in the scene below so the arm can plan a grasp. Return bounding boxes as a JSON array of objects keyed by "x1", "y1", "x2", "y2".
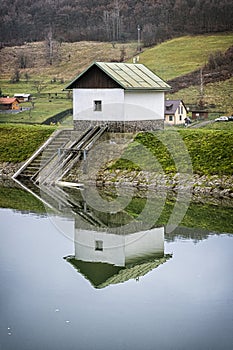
[{"x1": 14, "y1": 127, "x2": 107, "y2": 183}]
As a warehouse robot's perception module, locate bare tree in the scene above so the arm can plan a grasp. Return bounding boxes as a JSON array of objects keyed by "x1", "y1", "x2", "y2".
[
  {"x1": 44, "y1": 26, "x2": 61, "y2": 65},
  {"x1": 103, "y1": 0, "x2": 122, "y2": 42},
  {"x1": 45, "y1": 27, "x2": 54, "y2": 65},
  {"x1": 33, "y1": 80, "x2": 47, "y2": 95},
  {"x1": 10, "y1": 69, "x2": 20, "y2": 83}
]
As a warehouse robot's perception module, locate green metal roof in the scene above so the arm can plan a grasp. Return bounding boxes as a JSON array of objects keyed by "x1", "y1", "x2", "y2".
[
  {"x1": 66, "y1": 254, "x2": 172, "y2": 289},
  {"x1": 65, "y1": 61, "x2": 171, "y2": 91}
]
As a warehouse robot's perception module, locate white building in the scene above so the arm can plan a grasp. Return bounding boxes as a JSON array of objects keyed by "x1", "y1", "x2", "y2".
[
  {"x1": 66, "y1": 225, "x2": 172, "y2": 288},
  {"x1": 65, "y1": 62, "x2": 171, "y2": 132},
  {"x1": 73, "y1": 226, "x2": 165, "y2": 267}
]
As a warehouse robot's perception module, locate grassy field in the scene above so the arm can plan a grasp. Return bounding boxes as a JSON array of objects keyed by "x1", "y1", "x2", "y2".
[
  {"x1": 0, "y1": 41, "x2": 137, "y2": 124},
  {"x1": 0, "y1": 41, "x2": 138, "y2": 88},
  {"x1": 0, "y1": 96, "x2": 72, "y2": 124}
]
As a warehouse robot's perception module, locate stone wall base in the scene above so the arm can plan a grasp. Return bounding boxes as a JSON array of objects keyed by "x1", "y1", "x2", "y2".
[{"x1": 73, "y1": 119, "x2": 164, "y2": 133}]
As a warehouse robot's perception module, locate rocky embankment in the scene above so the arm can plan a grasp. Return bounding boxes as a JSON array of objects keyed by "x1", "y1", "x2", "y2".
[
  {"x1": 0, "y1": 162, "x2": 24, "y2": 178},
  {"x1": 97, "y1": 170, "x2": 233, "y2": 199},
  {"x1": 1, "y1": 161, "x2": 232, "y2": 199}
]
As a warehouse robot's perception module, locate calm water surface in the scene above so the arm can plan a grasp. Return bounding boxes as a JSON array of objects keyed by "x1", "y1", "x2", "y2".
[{"x1": 0, "y1": 184, "x2": 232, "y2": 350}]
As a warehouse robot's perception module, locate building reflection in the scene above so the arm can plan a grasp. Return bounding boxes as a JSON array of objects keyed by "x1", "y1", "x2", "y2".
[
  {"x1": 66, "y1": 224, "x2": 171, "y2": 289},
  {"x1": 12, "y1": 178, "x2": 172, "y2": 288},
  {"x1": 62, "y1": 187, "x2": 172, "y2": 288}
]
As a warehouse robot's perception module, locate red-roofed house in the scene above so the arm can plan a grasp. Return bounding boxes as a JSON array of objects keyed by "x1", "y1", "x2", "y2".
[{"x1": 0, "y1": 97, "x2": 20, "y2": 110}]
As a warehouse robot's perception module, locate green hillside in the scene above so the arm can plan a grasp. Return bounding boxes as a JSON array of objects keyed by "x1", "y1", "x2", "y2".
[
  {"x1": 170, "y1": 77, "x2": 233, "y2": 115},
  {"x1": 138, "y1": 33, "x2": 233, "y2": 80}
]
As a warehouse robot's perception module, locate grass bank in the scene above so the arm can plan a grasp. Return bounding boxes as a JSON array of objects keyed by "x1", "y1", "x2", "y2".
[
  {"x1": 0, "y1": 124, "x2": 232, "y2": 177},
  {"x1": 109, "y1": 128, "x2": 233, "y2": 176},
  {"x1": 0, "y1": 124, "x2": 56, "y2": 162}
]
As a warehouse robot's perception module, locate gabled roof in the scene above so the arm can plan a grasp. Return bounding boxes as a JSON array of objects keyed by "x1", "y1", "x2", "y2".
[
  {"x1": 65, "y1": 61, "x2": 171, "y2": 91},
  {"x1": 165, "y1": 99, "x2": 187, "y2": 114},
  {"x1": 0, "y1": 97, "x2": 19, "y2": 105}
]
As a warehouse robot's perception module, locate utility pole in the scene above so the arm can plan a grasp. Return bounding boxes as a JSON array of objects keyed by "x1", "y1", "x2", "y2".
[
  {"x1": 199, "y1": 68, "x2": 205, "y2": 109},
  {"x1": 137, "y1": 25, "x2": 141, "y2": 52},
  {"x1": 200, "y1": 68, "x2": 204, "y2": 100}
]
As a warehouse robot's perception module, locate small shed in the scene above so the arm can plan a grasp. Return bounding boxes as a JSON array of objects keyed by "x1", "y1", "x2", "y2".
[
  {"x1": 0, "y1": 97, "x2": 20, "y2": 110},
  {"x1": 13, "y1": 93, "x2": 31, "y2": 102},
  {"x1": 165, "y1": 99, "x2": 188, "y2": 125},
  {"x1": 65, "y1": 62, "x2": 171, "y2": 132},
  {"x1": 192, "y1": 110, "x2": 209, "y2": 120}
]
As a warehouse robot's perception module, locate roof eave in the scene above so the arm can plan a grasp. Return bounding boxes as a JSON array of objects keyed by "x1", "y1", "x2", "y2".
[{"x1": 125, "y1": 87, "x2": 172, "y2": 92}]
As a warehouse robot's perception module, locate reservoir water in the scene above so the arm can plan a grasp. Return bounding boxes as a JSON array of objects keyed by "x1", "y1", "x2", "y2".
[{"x1": 0, "y1": 181, "x2": 232, "y2": 350}]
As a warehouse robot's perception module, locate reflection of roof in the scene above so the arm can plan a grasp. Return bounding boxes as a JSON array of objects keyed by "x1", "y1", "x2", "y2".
[
  {"x1": 65, "y1": 62, "x2": 171, "y2": 91},
  {"x1": 66, "y1": 254, "x2": 172, "y2": 289}
]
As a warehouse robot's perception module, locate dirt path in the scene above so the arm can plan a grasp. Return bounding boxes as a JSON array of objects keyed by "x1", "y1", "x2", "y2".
[{"x1": 189, "y1": 120, "x2": 214, "y2": 128}]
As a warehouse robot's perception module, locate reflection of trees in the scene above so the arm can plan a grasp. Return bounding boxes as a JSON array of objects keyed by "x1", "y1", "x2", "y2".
[{"x1": 164, "y1": 226, "x2": 229, "y2": 243}]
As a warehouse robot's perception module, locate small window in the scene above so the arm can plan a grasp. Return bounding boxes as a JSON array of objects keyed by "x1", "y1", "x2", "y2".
[
  {"x1": 169, "y1": 115, "x2": 173, "y2": 121},
  {"x1": 94, "y1": 100, "x2": 102, "y2": 111},
  {"x1": 95, "y1": 240, "x2": 103, "y2": 251},
  {"x1": 179, "y1": 115, "x2": 182, "y2": 121}
]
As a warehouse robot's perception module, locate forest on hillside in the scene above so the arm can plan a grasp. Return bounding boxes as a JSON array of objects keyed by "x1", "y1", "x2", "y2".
[{"x1": 0, "y1": 0, "x2": 233, "y2": 47}]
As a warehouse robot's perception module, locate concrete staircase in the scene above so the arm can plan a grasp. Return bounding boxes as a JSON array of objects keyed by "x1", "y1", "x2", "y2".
[
  {"x1": 13, "y1": 125, "x2": 108, "y2": 186},
  {"x1": 38, "y1": 125, "x2": 108, "y2": 185},
  {"x1": 13, "y1": 128, "x2": 73, "y2": 181}
]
